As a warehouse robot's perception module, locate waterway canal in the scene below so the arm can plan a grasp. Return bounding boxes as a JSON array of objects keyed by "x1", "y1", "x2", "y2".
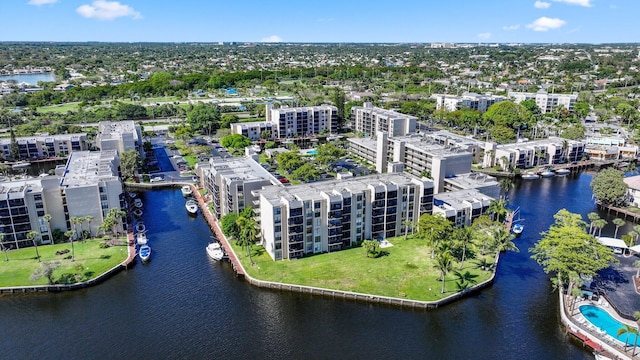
[{"x1": 1, "y1": 173, "x2": 607, "y2": 359}]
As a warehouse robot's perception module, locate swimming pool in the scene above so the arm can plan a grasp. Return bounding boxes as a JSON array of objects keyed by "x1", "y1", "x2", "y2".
[
  {"x1": 579, "y1": 305, "x2": 638, "y2": 345},
  {"x1": 306, "y1": 149, "x2": 318, "y2": 155}
]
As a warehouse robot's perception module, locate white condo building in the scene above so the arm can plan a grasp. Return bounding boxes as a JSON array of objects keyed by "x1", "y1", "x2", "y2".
[
  {"x1": 484, "y1": 137, "x2": 586, "y2": 170},
  {"x1": 0, "y1": 133, "x2": 88, "y2": 161},
  {"x1": 433, "y1": 92, "x2": 505, "y2": 113},
  {"x1": 257, "y1": 173, "x2": 434, "y2": 261},
  {"x1": 351, "y1": 102, "x2": 417, "y2": 137},
  {"x1": 96, "y1": 121, "x2": 144, "y2": 157},
  {"x1": 266, "y1": 104, "x2": 338, "y2": 138},
  {"x1": 508, "y1": 90, "x2": 578, "y2": 114}
]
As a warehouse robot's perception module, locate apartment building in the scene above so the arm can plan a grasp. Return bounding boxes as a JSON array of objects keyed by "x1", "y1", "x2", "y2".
[
  {"x1": 266, "y1": 104, "x2": 338, "y2": 138},
  {"x1": 484, "y1": 137, "x2": 585, "y2": 170},
  {"x1": 199, "y1": 157, "x2": 281, "y2": 219},
  {"x1": 0, "y1": 133, "x2": 88, "y2": 160},
  {"x1": 351, "y1": 102, "x2": 417, "y2": 137},
  {"x1": 442, "y1": 173, "x2": 500, "y2": 199},
  {"x1": 432, "y1": 92, "x2": 505, "y2": 113},
  {"x1": 0, "y1": 150, "x2": 124, "y2": 249},
  {"x1": 433, "y1": 190, "x2": 493, "y2": 228},
  {"x1": 348, "y1": 132, "x2": 473, "y2": 193},
  {"x1": 508, "y1": 90, "x2": 578, "y2": 113},
  {"x1": 257, "y1": 173, "x2": 434, "y2": 261},
  {"x1": 424, "y1": 129, "x2": 486, "y2": 163},
  {"x1": 96, "y1": 121, "x2": 144, "y2": 157},
  {"x1": 230, "y1": 121, "x2": 274, "y2": 141}
]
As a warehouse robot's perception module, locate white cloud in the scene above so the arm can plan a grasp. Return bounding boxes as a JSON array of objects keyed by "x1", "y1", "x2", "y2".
[
  {"x1": 477, "y1": 32, "x2": 491, "y2": 40},
  {"x1": 76, "y1": 1, "x2": 142, "y2": 20},
  {"x1": 28, "y1": 0, "x2": 58, "y2": 5},
  {"x1": 502, "y1": 24, "x2": 521, "y2": 31},
  {"x1": 551, "y1": 0, "x2": 592, "y2": 7},
  {"x1": 260, "y1": 35, "x2": 282, "y2": 42},
  {"x1": 534, "y1": 1, "x2": 551, "y2": 9},
  {"x1": 526, "y1": 17, "x2": 567, "y2": 31}
]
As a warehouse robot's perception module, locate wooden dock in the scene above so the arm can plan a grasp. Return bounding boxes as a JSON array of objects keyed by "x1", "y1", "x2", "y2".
[
  {"x1": 596, "y1": 200, "x2": 640, "y2": 223},
  {"x1": 191, "y1": 185, "x2": 245, "y2": 277}
]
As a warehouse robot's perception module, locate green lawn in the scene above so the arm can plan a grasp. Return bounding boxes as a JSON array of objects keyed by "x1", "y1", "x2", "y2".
[
  {"x1": 0, "y1": 237, "x2": 129, "y2": 287},
  {"x1": 37, "y1": 102, "x2": 80, "y2": 114},
  {"x1": 229, "y1": 236, "x2": 496, "y2": 302}
]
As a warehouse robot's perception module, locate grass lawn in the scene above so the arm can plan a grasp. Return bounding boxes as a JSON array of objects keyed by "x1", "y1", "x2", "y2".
[
  {"x1": 624, "y1": 206, "x2": 640, "y2": 215},
  {"x1": 37, "y1": 102, "x2": 80, "y2": 114},
  {"x1": 0, "y1": 237, "x2": 129, "y2": 287},
  {"x1": 229, "y1": 236, "x2": 496, "y2": 302}
]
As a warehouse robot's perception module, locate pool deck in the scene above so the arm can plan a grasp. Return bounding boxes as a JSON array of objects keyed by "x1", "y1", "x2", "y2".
[{"x1": 561, "y1": 293, "x2": 636, "y2": 360}]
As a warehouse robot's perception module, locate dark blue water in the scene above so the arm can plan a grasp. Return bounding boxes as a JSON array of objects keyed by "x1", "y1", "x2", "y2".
[{"x1": 0, "y1": 174, "x2": 599, "y2": 359}]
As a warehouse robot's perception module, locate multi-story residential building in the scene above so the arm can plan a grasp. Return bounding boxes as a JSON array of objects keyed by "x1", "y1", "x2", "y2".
[
  {"x1": 432, "y1": 92, "x2": 505, "y2": 113},
  {"x1": 442, "y1": 173, "x2": 500, "y2": 199},
  {"x1": 0, "y1": 150, "x2": 124, "y2": 249},
  {"x1": 266, "y1": 104, "x2": 338, "y2": 138},
  {"x1": 484, "y1": 137, "x2": 585, "y2": 170},
  {"x1": 351, "y1": 102, "x2": 417, "y2": 137},
  {"x1": 348, "y1": 132, "x2": 473, "y2": 193},
  {"x1": 508, "y1": 90, "x2": 578, "y2": 114},
  {"x1": 199, "y1": 157, "x2": 281, "y2": 219},
  {"x1": 96, "y1": 121, "x2": 144, "y2": 157},
  {"x1": 433, "y1": 190, "x2": 493, "y2": 228},
  {"x1": 0, "y1": 133, "x2": 88, "y2": 160},
  {"x1": 424, "y1": 129, "x2": 486, "y2": 163},
  {"x1": 230, "y1": 121, "x2": 274, "y2": 141},
  {"x1": 258, "y1": 173, "x2": 434, "y2": 260}
]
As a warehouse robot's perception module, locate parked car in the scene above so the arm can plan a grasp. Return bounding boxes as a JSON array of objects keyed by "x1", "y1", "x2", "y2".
[{"x1": 150, "y1": 176, "x2": 163, "y2": 183}]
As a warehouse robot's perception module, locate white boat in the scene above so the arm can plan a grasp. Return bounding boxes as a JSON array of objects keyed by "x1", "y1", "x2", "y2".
[
  {"x1": 521, "y1": 172, "x2": 540, "y2": 180},
  {"x1": 136, "y1": 222, "x2": 146, "y2": 233},
  {"x1": 540, "y1": 169, "x2": 555, "y2": 178},
  {"x1": 139, "y1": 244, "x2": 151, "y2": 262},
  {"x1": 11, "y1": 162, "x2": 31, "y2": 170},
  {"x1": 206, "y1": 242, "x2": 225, "y2": 261},
  {"x1": 181, "y1": 185, "x2": 193, "y2": 197},
  {"x1": 185, "y1": 199, "x2": 198, "y2": 214},
  {"x1": 555, "y1": 168, "x2": 571, "y2": 176},
  {"x1": 512, "y1": 223, "x2": 524, "y2": 235},
  {"x1": 133, "y1": 208, "x2": 143, "y2": 218},
  {"x1": 136, "y1": 231, "x2": 148, "y2": 245},
  {"x1": 134, "y1": 198, "x2": 143, "y2": 208}
]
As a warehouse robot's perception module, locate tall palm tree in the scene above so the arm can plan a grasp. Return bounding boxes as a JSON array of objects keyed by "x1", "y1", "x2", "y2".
[
  {"x1": 27, "y1": 231, "x2": 40, "y2": 262},
  {"x1": 43, "y1": 213, "x2": 52, "y2": 242},
  {"x1": 64, "y1": 230, "x2": 76, "y2": 262},
  {"x1": 70, "y1": 217, "x2": 82, "y2": 240},
  {"x1": 454, "y1": 227, "x2": 474, "y2": 269},
  {"x1": 613, "y1": 218, "x2": 626, "y2": 238},
  {"x1": 617, "y1": 325, "x2": 638, "y2": 352},
  {"x1": 434, "y1": 248, "x2": 453, "y2": 294},
  {"x1": 401, "y1": 219, "x2": 413, "y2": 240},
  {"x1": 85, "y1": 216, "x2": 94, "y2": 239},
  {"x1": 0, "y1": 232, "x2": 8, "y2": 261},
  {"x1": 488, "y1": 198, "x2": 509, "y2": 223},
  {"x1": 492, "y1": 226, "x2": 518, "y2": 253},
  {"x1": 587, "y1": 212, "x2": 600, "y2": 234},
  {"x1": 593, "y1": 219, "x2": 608, "y2": 237}
]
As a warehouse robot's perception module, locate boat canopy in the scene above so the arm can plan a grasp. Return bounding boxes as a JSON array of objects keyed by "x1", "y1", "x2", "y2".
[{"x1": 596, "y1": 237, "x2": 627, "y2": 249}]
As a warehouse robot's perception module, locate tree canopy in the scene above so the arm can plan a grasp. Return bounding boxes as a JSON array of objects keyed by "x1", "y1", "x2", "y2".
[
  {"x1": 120, "y1": 149, "x2": 141, "y2": 180},
  {"x1": 590, "y1": 168, "x2": 628, "y2": 206},
  {"x1": 220, "y1": 134, "x2": 252, "y2": 149},
  {"x1": 483, "y1": 101, "x2": 533, "y2": 142}
]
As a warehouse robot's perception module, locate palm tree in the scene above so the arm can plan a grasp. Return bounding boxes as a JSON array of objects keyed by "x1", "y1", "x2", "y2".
[
  {"x1": 64, "y1": 230, "x2": 76, "y2": 261},
  {"x1": 561, "y1": 139, "x2": 569, "y2": 163},
  {"x1": 488, "y1": 198, "x2": 509, "y2": 222},
  {"x1": 43, "y1": 213, "x2": 52, "y2": 242},
  {"x1": 498, "y1": 179, "x2": 514, "y2": 199},
  {"x1": 453, "y1": 227, "x2": 474, "y2": 269},
  {"x1": 593, "y1": 219, "x2": 608, "y2": 237},
  {"x1": 401, "y1": 219, "x2": 413, "y2": 240},
  {"x1": 633, "y1": 224, "x2": 640, "y2": 243},
  {"x1": 85, "y1": 216, "x2": 94, "y2": 239},
  {"x1": 617, "y1": 325, "x2": 638, "y2": 352},
  {"x1": 27, "y1": 231, "x2": 40, "y2": 262},
  {"x1": 70, "y1": 217, "x2": 82, "y2": 240},
  {"x1": 434, "y1": 248, "x2": 453, "y2": 294},
  {"x1": 0, "y1": 232, "x2": 8, "y2": 261},
  {"x1": 492, "y1": 226, "x2": 518, "y2": 253},
  {"x1": 587, "y1": 212, "x2": 600, "y2": 234},
  {"x1": 613, "y1": 218, "x2": 626, "y2": 238}
]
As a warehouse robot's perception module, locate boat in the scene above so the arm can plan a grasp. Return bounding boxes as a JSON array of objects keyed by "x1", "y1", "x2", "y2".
[
  {"x1": 135, "y1": 221, "x2": 146, "y2": 233},
  {"x1": 512, "y1": 223, "x2": 524, "y2": 235},
  {"x1": 185, "y1": 199, "x2": 198, "y2": 214},
  {"x1": 521, "y1": 172, "x2": 540, "y2": 180},
  {"x1": 136, "y1": 231, "x2": 148, "y2": 245},
  {"x1": 540, "y1": 168, "x2": 555, "y2": 178},
  {"x1": 206, "y1": 242, "x2": 225, "y2": 261},
  {"x1": 133, "y1": 208, "x2": 143, "y2": 218},
  {"x1": 128, "y1": 192, "x2": 137, "y2": 198},
  {"x1": 181, "y1": 185, "x2": 193, "y2": 197},
  {"x1": 555, "y1": 168, "x2": 571, "y2": 176},
  {"x1": 11, "y1": 162, "x2": 31, "y2": 170},
  {"x1": 139, "y1": 244, "x2": 151, "y2": 262},
  {"x1": 134, "y1": 198, "x2": 143, "y2": 208}
]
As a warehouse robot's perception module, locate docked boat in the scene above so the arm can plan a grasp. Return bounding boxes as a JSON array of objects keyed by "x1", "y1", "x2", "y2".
[
  {"x1": 181, "y1": 185, "x2": 193, "y2": 197},
  {"x1": 11, "y1": 162, "x2": 31, "y2": 170},
  {"x1": 128, "y1": 192, "x2": 137, "y2": 199},
  {"x1": 134, "y1": 198, "x2": 143, "y2": 208},
  {"x1": 185, "y1": 199, "x2": 198, "y2": 214},
  {"x1": 136, "y1": 221, "x2": 146, "y2": 233},
  {"x1": 133, "y1": 208, "x2": 143, "y2": 218},
  {"x1": 139, "y1": 244, "x2": 151, "y2": 262},
  {"x1": 521, "y1": 172, "x2": 540, "y2": 180},
  {"x1": 540, "y1": 169, "x2": 554, "y2": 178},
  {"x1": 555, "y1": 168, "x2": 571, "y2": 176},
  {"x1": 512, "y1": 223, "x2": 524, "y2": 235},
  {"x1": 206, "y1": 242, "x2": 225, "y2": 261},
  {"x1": 136, "y1": 231, "x2": 148, "y2": 245}
]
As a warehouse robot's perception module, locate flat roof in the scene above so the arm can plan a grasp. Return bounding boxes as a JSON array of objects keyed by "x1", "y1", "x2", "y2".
[{"x1": 60, "y1": 150, "x2": 119, "y2": 187}]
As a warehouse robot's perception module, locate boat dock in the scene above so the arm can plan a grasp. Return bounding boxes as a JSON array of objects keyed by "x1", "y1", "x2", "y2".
[
  {"x1": 596, "y1": 200, "x2": 640, "y2": 223},
  {"x1": 191, "y1": 185, "x2": 245, "y2": 277}
]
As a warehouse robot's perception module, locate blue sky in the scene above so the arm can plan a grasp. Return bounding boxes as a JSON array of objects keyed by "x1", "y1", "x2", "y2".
[{"x1": 4, "y1": 0, "x2": 638, "y2": 43}]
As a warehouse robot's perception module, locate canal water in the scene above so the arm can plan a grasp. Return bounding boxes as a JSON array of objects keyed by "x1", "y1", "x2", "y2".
[
  {"x1": 0, "y1": 73, "x2": 55, "y2": 85},
  {"x1": 0, "y1": 173, "x2": 605, "y2": 359}
]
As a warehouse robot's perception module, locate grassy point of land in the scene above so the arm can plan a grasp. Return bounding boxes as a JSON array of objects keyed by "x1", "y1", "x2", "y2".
[
  {"x1": 0, "y1": 237, "x2": 128, "y2": 288},
  {"x1": 229, "y1": 236, "x2": 496, "y2": 302},
  {"x1": 37, "y1": 102, "x2": 80, "y2": 114}
]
